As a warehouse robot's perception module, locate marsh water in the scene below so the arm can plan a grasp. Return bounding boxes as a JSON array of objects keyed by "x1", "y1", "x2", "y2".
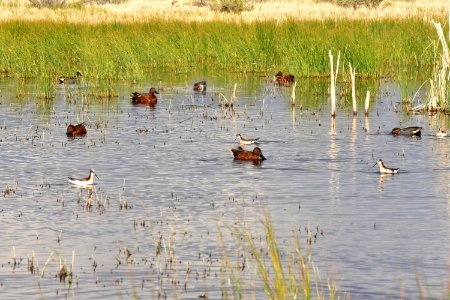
[{"x1": 0, "y1": 72, "x2": 448, "y2": 299}]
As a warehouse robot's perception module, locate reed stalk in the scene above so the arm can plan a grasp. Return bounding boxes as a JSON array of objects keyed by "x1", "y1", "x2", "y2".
[
  {"x1": 329, "y1": 50, "x2": 340, "y2": 117},
  {"x1": 365, "y1": 90, "x2": 370, "y2": 116},
  {"x1": 231, "y1": 83, "x2": 237, "y2": 107},
  {"x1": 291, "y1": 81, "x2": 297, "y2": 106},
  {"x1": 349, "y1": 62, "x2": 357, "y2": 115},
  {"x1": 429, "y1": 19, "x2": 449, "y2": 111}
]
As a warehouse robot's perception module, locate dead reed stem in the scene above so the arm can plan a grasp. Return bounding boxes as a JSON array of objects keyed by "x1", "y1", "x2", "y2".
[
  {"x1": 365, "y1": 90, "x2": 370, "y2": 116},
  {"x1": 349, "y1": 62, "x2": 357, "y2": 115},
  {"x1": 329, "y1": 50, "x2": 340, "y2": 117},
  {"x1": 291, "y1": 82, "x2": 296, "y2": 106},
  {"x1": 231, "y1": 83, "x2": 237, "y2": 107}
]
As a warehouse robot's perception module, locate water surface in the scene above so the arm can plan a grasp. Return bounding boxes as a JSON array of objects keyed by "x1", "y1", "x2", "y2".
[{"x1": 0, "y1": 74, "x2": 448, "y2": 299}]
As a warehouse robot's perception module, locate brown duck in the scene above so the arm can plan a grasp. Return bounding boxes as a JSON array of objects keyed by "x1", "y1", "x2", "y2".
[
  {"x1": 66, "y1": 123, "x2": 87, "y2": 136},
  {"x1": 231, "y1": 146, "x2": 266, "y2": 161},
  {"x1": 131, "y1": 87, "x2": 159, "y2": 105}
]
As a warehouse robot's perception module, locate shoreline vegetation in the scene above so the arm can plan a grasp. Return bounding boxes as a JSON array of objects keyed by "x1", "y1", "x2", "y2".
[{"x1": 0, "y1": 0, "x2": 447, "y2": 104}]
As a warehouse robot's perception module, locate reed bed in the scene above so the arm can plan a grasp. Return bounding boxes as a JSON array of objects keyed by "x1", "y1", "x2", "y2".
[{"x1": 0, "y1": 19, "x2": 439, "y2": 85}]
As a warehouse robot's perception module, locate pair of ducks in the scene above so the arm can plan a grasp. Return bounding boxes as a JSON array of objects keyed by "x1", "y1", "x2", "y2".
[
  {"x1": 391, "y1": 126, "x2": 447, "y2": 137},
  {"x1": 130, "y1": 81, "x2": 207, "y2": 105}
]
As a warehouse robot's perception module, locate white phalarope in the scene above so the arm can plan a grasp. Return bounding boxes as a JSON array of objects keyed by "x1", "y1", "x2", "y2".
[
  {"x1": 68, "y1": 169, "x2": 99, "y2": 187},
  {"x1": 374, "y1": 159, "x2": 399, "y2": 174},
  {"x1": 235, "y1": 133, "x2": 260, "y2": 145},
  {"x1": 436, "y1": 126, "x2": 447, "y2": 138}
]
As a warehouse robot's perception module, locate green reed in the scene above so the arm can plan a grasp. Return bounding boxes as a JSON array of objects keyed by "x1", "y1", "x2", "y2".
[
  {"x1": 220, "y1": 213, "x2": 338, "y2": 299},
  {"x1": 0, "y1": 18, "x2": 441, "y2": 95}
]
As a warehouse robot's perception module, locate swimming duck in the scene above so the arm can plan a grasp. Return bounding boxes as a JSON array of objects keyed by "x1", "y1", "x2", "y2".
[
  {"x1": 275, "y1": 71, "x2": 295, "y2": 86},
  {"x1": 66, "y1": 122, "x2": 87, "y2": 136},
  {"x1": 235, "y1": 133, "x2": 259, "y2": 145},
  {"x1": 68, "y1": 169, "x2": 99, "y2": 188},
  {"x1": 436, "y1": 126, "x2": 447, "y2": 138},
  {"x1": 231, "y1": 146, "x2": 266, "y2": 161},
  {"x1": 130, "y1": 87, "x2": 159, "y2": 105},
  {"x1": 374, "y1": 159, "x2": 399, "y2": 174},
  {"x1": 391, "y1": 126, "x2": 422, "y2": 136},
  {"x1": 193, "y1": 81, "x2": 207, "y2": 93},
  {"x1": 59, "y1": 71, "x2": 82, "y2": 84}
]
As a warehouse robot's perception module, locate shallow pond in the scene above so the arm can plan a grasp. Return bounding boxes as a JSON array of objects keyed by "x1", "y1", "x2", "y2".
[{"x1": 0, "y1": 73, "x2": 448, "y2": 299}]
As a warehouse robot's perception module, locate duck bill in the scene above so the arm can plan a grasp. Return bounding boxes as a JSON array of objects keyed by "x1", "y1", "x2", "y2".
[{"x1": 260, "y1": 154, "x2": 266, "y2": 160}]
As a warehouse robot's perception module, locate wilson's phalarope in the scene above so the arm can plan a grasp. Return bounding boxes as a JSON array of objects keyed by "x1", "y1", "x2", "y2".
[
  {"x1": 68, "y1": 169, "x2": 99, "y2": 187},
  {"x1": 374, "y1": 159, "x2": 399, "y2": 174},
  {"x1": 231, "y1": 146, "x2": 266, "y2": 161},
  {"x1": 391, "y1": 126, "x2": 422, "y2": 136},
  {"x1": 436, "y1": 126, "x2": 447, "y2": 138},
  {"x1": 235, "y1": 133, "x2": 260, "y2": 145}
]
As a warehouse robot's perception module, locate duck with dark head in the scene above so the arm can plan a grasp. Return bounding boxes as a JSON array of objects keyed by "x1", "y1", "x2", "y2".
[{"x1": 193, "y1": 81, "x2": 207, "y2": 94}]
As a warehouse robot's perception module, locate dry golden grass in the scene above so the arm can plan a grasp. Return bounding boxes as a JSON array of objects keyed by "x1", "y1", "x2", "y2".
[{"x1": 0, "y1": 0, "x2": 447, "y2": 24}]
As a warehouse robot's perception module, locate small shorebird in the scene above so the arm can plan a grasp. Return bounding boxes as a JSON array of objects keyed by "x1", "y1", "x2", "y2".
[
  {"x1": 235, "y1": 133, "x2": 259, "y2": 145},
  {"x1": 374, "y1": 159, "x2": 399, "y2": 174},
  {"x1": 436, "y1": 126, "x2": 447, "y2": 138},
  {"x1": 193, "y1": 81, "x2": 207, "y2": 93},
  {"x1": 68, "y1": 169, "x2": 99, "y2": 187},
  {"x1": 130, "y1": 87, "x2": 159, "y2": 105},
  {"x1": 66, "y1": 122, "x2": 87, "y2": 136},
  {"x1": 391, "y1": 126, "x2": 422, "y2": 137},
  {"x1": 59, "y1": 71, "x2": 82, "y2": 84},
  {"x1": 231, "y1": 146, "x2": 266, "y2": 161}
]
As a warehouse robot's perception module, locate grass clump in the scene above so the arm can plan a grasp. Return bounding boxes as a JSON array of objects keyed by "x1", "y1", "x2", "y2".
[{"x1": 220, "y1": 213, "x2": 338, "y2": 299}]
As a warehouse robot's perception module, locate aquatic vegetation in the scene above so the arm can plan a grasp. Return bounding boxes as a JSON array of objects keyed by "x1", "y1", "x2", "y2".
[{"x1": 220, "y1": 213, "x2": 337, "y2": 299}]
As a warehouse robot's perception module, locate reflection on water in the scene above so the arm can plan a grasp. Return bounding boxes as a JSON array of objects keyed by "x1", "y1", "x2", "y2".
[{"x1": 0, "y1": 75, "x2": 448, "y2": 299}]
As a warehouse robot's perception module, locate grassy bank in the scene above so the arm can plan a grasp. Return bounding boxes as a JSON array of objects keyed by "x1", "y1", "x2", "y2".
[{"x1": 0, "y1": 18, "x2": 440, "y2": 83}]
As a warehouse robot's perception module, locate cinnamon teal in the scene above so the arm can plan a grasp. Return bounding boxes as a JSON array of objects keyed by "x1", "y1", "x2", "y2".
[
  {"x1": 66, "y1": 122, "x2": 87, "y2": 136},
  {"x1": 391, "y1": 126, "x2": 422, "y2": 137},
  {"x1": 68, "y1": 169, "x2": 99, "y2": 188},
  {"x1": 275, "y1": 71, "x2": 295, "y2": 86},
  {"x1": 374, "y1": 159, "x2": 399, "y2": 174},
  {"x1": 131, "y1": 87, "x2": 159, "y2": 105},
  {"x1": 231, "y1": 146, "x2": 266, "y2": 161}
]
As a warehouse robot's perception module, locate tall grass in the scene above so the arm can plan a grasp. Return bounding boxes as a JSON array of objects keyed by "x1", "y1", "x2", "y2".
[
  {"x1": 0, "y1": 18, "x2": 439, "y2": 85},
  {"x1": 220, "y1": 213, "x2": 338, "y2": 299}
]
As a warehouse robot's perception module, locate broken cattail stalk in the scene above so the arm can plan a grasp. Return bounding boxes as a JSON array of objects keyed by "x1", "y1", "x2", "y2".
[
  {"x1": 291, "y1": 82, "x2": 296, "y2": 106},
  {"x1": 230, "y1": 83, "x2": 237, "y2": 107},
  {"x1": 349, "y1": 62, "x2": 357, "y2": 115},
  {"x1": 365, "y1": 91, "x2": 370, "y2": 116},
  {"x1": 329, "y1": 50, "x2": 340, "y2": 117}
]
